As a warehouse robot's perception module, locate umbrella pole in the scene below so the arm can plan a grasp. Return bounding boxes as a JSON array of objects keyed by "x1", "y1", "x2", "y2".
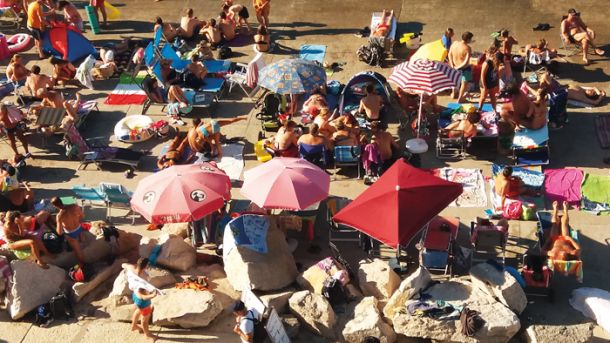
[{"x1": 416, "y1": 93, "x2": 424, "y2": 138}]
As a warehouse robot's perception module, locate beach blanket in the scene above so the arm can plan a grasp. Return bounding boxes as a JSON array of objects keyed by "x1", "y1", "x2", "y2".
[
  {"x1": 595, "y1": 116, "x2": 610, "y2": 149},
  {"x1": 300, "y1": 44, "x2": 326, "y2": 64},
  {"x1": 543, "y1": 169, "x2": 583, "y2": 208},
  {"x1": 512, "y1": 125, "x2": 549, "y2": 148},
  {"x1": 491, "y1": 164, "x2": 544, "y2": 189},
  {"x1": 567, "y1": 99, "x2": 593, "y2": 109},
  {"x1": 223, "y1": 214, "x2": 269, "y2": 258},
  {"x1": 436, "y1": 168, "x2": 487, "y2": 207},
  {"x1": 104, "y1": 72, "x2": 147, "y2": 105},
  {"x1": 216, "y1": 143, "x2": 245, "y2": 181},
  {"x1": 581, "y1": 173, "x2": 610, "y2": 215}
]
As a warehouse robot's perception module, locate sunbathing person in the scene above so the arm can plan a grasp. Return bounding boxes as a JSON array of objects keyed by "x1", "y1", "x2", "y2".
[
  {"x1": 25, "y1": 65, "x2": 53, "y2": 97},
  {"x1": 266, "y1": 120, "x2": 299, "y2": 157},
  {"x1": 567, "y1": 85, "x2": 605, "y2": 106},
  {"x1": 524, "y1": 38, "x2": 557, "y2": 59},
  {"x1": 160, "y1": 59, "x2": 181, "y2": 86},
  {"x1": 499, "y1": 82, "x2": 534, "y2": 128},
  {"x1": 52, "y1": 196, "x2": 85, "y2": 264},
  {"x1": 494, "y1": 166, "x2": 536, "y2": 210},
  {"x1": 298, "y1": 123, "x2": 330, "y2": 149},
  {"x1": 358, "y1": 83, "x2": 384, "y2": 121},
  {"x1": 302, "y1": 88, "x2": 328, "y2": 115},
  {"x1": 177, "y1": 8, "x2": 205, "y2": 40},
  {"x1": 166, "y1": 85, "x2": 190, "y2": 126},
  {"x1": 202, "y1": 18, "x2": 223, "y2": 46},
  {"x1": 0, "y1": 104, "x2": 30, "y2": 157},
  {"x1": 219, "y1": 11, "x2": 236, "y2": 41},
  {"x1": 197, "y1": 117, "x2": 246, "y2": 158},
  {"x1": 561, "y1": 8, "x2": 605, "y2": 64},
  {"x1": 141, "y1": 76, "x2": 165, "y2": 104},
  {"x1": 154, "y1": 17, "x2": 177, "y2": 42},
  {"x1": 443, "y1": 109, "x2": 481, "y2": 138},
  {"x1": 50, "y1": 57, "x2": 76, "y2": 86},
  {"x1": 313, "y1": 108, "x2": 335, "y2": 139},
  {"x1": 6, "y1": 54, "x2": 30, "y2": 84},
  {"x1": 2, "y1": 211, "x2": 52, "y2": 268},
  {"x1": 331, "y1": 112, "x2": 360, "y2": 138},
  {"x1": 543, "y1": 201, "x2": 580, "y2": 261},
  {"x1": 157, "y1": 131, "x2": 191, "y2": 170},
  {"x1": 372, "y1": 9, "x2": 393, "y2": 37},
  {"x1": 37, "y1": 88, "x2": 65, "y2": 109},
  {"x1": 332, "y1": 121, "x2": 359, "y2": 147},
  {"x1": 370, "y1": 121, "x2": 399, "y2": 169},
  {"x1": 185, "y1": 55, "x2": 208, "y2": 85},
  {"x1": 520, "y1": 89, "x2": 548, "y2": 130}
]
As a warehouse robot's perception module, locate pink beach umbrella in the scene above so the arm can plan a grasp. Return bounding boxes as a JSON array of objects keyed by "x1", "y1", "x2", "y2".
[
  {"x1": 240, "y1": 157, "x2": 330, "y2": 210},
  {"x1": 131, "y1": 163, "x2": 231, "y2": 224}
]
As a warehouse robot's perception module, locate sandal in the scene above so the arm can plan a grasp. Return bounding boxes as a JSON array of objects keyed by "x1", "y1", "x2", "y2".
[{"x1": 595, "y1": 48, "x2": 605, "y2": 56}]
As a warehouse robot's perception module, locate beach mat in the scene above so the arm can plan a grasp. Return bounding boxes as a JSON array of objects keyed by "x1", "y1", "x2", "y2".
[
  {"x1": 581, "y1": 173, "x2": 610, "y2": 215},
  {"x1": 435, "y1": 168, "x2": 487, "y2": 207},
  {"x1": 104, "y1": 71, "x2": 147, "y2": 105},
  {"x1": 595, "y1": 115, "x2": 610, "y2": 149},
  {"x1": 300, "y1": 44, "x2": 326, "y2": 64},
  {"x1": 216, "y1": 143, "x2": 245, "y2": 181},
  {"x1": 543, "y1": 168, "x2": 583, "y2": 208}
]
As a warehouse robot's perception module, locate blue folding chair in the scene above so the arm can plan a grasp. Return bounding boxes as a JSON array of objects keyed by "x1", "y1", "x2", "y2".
[
  {"x1": 71, "y1": 185, "x2": 105, "y2": 207},
  {"x1": 98, "y1": 182, "x2": 137, "y2": 224}
]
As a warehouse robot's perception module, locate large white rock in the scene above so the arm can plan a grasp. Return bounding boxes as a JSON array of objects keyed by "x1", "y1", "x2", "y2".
[
  {"x1": 342, "y1": 296, "x2": 396, "y2": 343},
  {"x1": 7, "y1": 260, "x2": 67, "y2": 320},
  {"x1": 358, "y1": 258, "x2": 400, "y2": 301},
  {"x1": 162, "y1": 223, "x2": 189, "y2": 239},
  {"x1": 51, "y1": 232, "x2": 113, "y2": 269},
  {"x1": 139, "y1": 234, "x2": 196, "y2": 272},
  {"x1": 224, "y1": 220, "x2": 298, "y2": 291},
  {"x1": 73, "y1": 258, "x2": 126, "y2": 302},
  {"x1": 152, "y1": 289, "x2": 222, "y2": 328},
  {"x1": 470, "y1": 262, "x2": 527, "y2": 314},
  {"x1": 104, "y1": 295, "x2": 136, "y2": 322},
  {"x1": 288, "y1": 290, "x2": 336, "y2": 339},
  {"x1": 260, "y1": 289, "x2": 295, "y2": 314},
  {"x1": 392, "y1": 280, "x2": 521, "y2": 343},
  {"x1": 383, "y1": 267, "x2": 432, "y2": 323},
  {"x1": 110, "y1": 266, "x2": 176, "y2": 297}
]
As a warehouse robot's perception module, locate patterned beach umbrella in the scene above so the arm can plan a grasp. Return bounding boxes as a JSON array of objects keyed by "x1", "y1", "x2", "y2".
[
  {"x1": 258, "y1": 58, "x2": 326, "y2": 94},
  {"x1": 389, "y1": 58, "x2": 461, "y2": 94}
]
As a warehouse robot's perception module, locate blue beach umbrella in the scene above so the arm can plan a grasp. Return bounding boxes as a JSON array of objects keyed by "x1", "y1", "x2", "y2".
[{"x1": 258, "y1": 58, "x2": 326, "y2": 94}]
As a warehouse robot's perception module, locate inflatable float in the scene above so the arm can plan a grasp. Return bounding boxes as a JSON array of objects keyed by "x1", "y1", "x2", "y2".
[
  {"x1": 114, "y1": 115, "x2": 153, "y2": 143},
  {"x1": 7, "y1": 34, "x2": 31, "y2": 54}
]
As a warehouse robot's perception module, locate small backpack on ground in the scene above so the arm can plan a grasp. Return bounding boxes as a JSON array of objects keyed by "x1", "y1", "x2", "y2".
[
  {"x1": 68, "y1": 264, "x2": 94, "y2": 283},
  {"x1": 35, "y1": 291, "x2": 74, "y2": 327},
  {"x1": 322, "y1": 277, "x2": 347, "y2": 306},
  {"x1": 42, "y1": 232, "x2": 64, "y2": 254},
  {"x1": 244, "y1": 310, "x2": 268, "y2": 343},
  {"x1": 460, "y1": 307, "x2": 485, "y2": 337},
  {"x1": 357, "y1": 38, "x2": 385, "y2": 67}
]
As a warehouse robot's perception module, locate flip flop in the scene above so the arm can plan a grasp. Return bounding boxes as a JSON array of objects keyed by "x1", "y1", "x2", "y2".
[
  {"x1": 595, "y1": 48, "x2": 605, "y2": 56},
  {"x1": 532, "y1": 23, "x2": 544, "y2": 31}
]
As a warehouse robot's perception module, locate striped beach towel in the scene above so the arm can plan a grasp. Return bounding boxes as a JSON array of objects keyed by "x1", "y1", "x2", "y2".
[{"x1": 104, "y1": 72, "x2": 148, "y2": 105}]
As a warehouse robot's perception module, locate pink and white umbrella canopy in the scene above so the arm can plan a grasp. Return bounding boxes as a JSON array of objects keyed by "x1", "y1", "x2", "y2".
[
  {"x1": 388, "y1": 58, "x2": 461, "y2": 94},
  {"x1": 131, "y1": 163, "x2": 231, "y2": 224},
  {"x1": 240, "y1": 157, "x2": 330, "y2": 210}
]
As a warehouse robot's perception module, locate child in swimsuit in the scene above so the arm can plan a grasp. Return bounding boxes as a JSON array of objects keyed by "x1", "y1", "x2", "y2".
[{"x1": 132, "y1": 287, "x2": 157, "y2": 340}]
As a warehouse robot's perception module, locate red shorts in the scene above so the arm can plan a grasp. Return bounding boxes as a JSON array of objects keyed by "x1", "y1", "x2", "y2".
[{"x1": 139, "y1": 306, "x2": 152, "y2": 317}]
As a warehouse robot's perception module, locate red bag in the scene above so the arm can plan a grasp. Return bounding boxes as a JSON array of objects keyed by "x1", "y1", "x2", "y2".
[{"x1": 503, "y1": 200, "x2": 523, "y2": 220}]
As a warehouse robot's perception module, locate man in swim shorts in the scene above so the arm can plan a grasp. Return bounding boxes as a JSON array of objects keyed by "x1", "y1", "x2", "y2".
[
  {"x1": 52, "y1": 196, "x2": 85, "y2": 263},
  {"x1": 448, "y1": 31, "x2": 473, "y2": 103},
  {"x1": 561, "y1": 8, "x2": 605, "y2": 65}
]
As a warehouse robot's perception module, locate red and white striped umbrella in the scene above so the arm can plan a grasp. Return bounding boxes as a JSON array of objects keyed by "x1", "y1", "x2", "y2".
[{"x1": 389, "y1": 58, "x2": 461, "y2": 94}]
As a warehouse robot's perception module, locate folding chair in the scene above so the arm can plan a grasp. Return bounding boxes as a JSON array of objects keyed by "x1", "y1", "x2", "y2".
[
  {"x1": 523, "y1": 50, "x2": 548, "y2": 75},
  {"x1": 71, "y1": 185, "x2": 105, "y2": 208},
  {"x1": 226, "y1": 52, "x2": 264, "y2": 98},
  {"x1": 419, "y1": 216, "x2": 460, "y2": 275},
  {"x1": 333, "y1": 145, "x2": 361, "y2": 180},
  {"x1": 558, "y1": 34, "x2": 581, "y2": 61},
  {"x1": 470, "y1": 218, "x2": 508, "y2": 265},
  {"x1": 436, "y1": 129, "x2": 466, "y2": 159},
  {"x1": 0, "y1": 6, "x2": 20, "y2": 29},
  {"x1": 326, "y1": 197, "x2": 360, "y2": 244},
  {"x1": 98, "y1": 182, "x2": 137, "y2": 224}
]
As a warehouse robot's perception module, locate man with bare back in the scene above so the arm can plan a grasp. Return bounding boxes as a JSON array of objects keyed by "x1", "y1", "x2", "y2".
[{"x1": 448, "y1": 31, "x2": 473, "y2": 103}]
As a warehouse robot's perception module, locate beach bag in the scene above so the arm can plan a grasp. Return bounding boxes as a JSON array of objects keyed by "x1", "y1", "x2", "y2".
[
  {"x1": 218, "y1": 46, "x2": 232, "y2": 59},
  {"x1": 244, "y1": 310, "x2": 268, "y2": 343},
  {"x1": 503, "y1": 200, "x2": 523, "y2": 220},
  {"x1": 460, "y1": 307, "x2": 484, "y2": 336},
  {"x1": 42, "y1": 232, "x2": 64, "y2": 254},
  {"x1": 521, "y1": 204, "x2": 537, "y2": 221},
  {"x1": 322, "y1": 277, "x2": 347, "y2": 306},
  {"x1": 49, "y1": 291, "x2": 74, "y2": 320},
  {"x1": 357, "y1": 39, "x2": 384, "y2": 67},
  {"x1": 68, "y1": 264, "x2": 94, "y2": 283}
]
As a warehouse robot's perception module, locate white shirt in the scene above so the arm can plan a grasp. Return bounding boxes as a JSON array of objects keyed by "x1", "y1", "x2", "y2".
[{"x1": 239, "y1": 308, "x2": 261, "y2": 343}]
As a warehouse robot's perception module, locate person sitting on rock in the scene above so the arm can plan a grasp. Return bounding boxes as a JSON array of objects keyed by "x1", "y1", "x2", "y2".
[{"x1": 2, "y1": 210, "x2": 52, "y2": 268}]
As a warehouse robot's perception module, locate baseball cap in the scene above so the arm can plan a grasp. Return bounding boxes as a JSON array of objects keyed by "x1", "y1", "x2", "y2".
[{"x1": 568, "y1": 8, "x2": 578, "y2": 14}]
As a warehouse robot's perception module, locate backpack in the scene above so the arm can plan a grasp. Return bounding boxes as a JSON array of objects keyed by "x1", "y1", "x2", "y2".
[
  {"x1": 322, "y1": 277, "x2": 347, "y2": 306},
  {"x1": 218, "y1": 46, "x2": 232, "y2": 59},
  {"x1": 243, "y1": 310, "x2": 268, "y2": 343},
  {"x1": 357, "y1": 39, "x2": 384, "y2": 67},
  {"x1": 68, "y1": 264, "x2": 94, "y2": 283},
  {"x1": 460, "y1": 307, "x2": 485, "y2": 337},
  {"x1": 42, "y1": 232, "x2": 64, "y2": 254},
  {"x1": 35, "y1": 291, "x2": 74, "y2": 327}
]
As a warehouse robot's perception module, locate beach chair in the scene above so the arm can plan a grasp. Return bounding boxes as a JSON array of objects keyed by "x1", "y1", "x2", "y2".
[
  {"x1": 370, "y1": 11, "x2": 397, "y2": 54},
  {"x1": 521, "y1": 254, "x2": 554, "y2": 301},
  {"x1": 558, "y1": 33, "x2": 582, "y2": 61},
  {"x1": 523, "y1": 50, "x2": 549, "y2": 75},
  {"x1": 299, "y1": 143, "x2": 327, "y2": 168},
  {"x1": 470, "y1": 217, "x2": 508, "y2": 265},
  {"x1": 436, "y1": 129, "x2": 466, "y2": 160},
  {"x1": 535, "y1": 211, "x2": 583, "y2": 282},
  {"x1": 419, "y1": 216, "x2": 460, "y2": 275},
  {"x1": 63, "y1": 125, "x2": 144, "y2": 171},
  {"x1": 98, "y1": 182, "x2": 137, "y2": 224},
  {"x1": 226, "y1": 52, "x2": 264, "y2": 98},
  {"x1": 71, "y1": 185, "x2": 105, "y2": 208},
  {"x1": 0, "y1": 6, "x2": 20, "y2": 29},
  {"x1": 512, "y1": 124, "x2": 550, "y2": 166},
  {"x1": 326, "y1": 197, "x2": 360, "y2": 244},
  {"x1": 333, "y1": 146, "x2": 361, "y2": 180}
]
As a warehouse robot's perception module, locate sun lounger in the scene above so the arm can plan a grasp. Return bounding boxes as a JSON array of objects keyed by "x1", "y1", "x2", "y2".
[
  {"x1": 370, "y1": 11, "x2": 397, "y2": 53},
  {"x1": 512, "y1": 125, "x2": 550, "y2": 166},
  {"x1": 536, "y1": 211, "x2": 583, "y2": 282},
  {"x1": 98, "y1": 182, "x2": 137, "y2": 224},
  {"x1": 470, "y1": 217, "x2": 508, "y2": 265}
]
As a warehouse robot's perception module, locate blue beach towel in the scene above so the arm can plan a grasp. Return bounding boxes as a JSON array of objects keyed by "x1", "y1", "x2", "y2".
[{"x1": 300, "y1": 44, "x2": 327, "y2": 64}]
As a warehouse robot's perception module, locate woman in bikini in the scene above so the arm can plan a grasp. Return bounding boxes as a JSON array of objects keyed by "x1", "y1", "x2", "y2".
[
  {"x1": 543, "y1": 201, "x2": 580, "y2": 261},
  {"x1": 253, "y1": 25, "x2": 270, "y2": 52},
  {"x1": 153, "y1": 17, "x2": 178, "y2": 42},
  {"x1": 157, "y1": 131, "x2": 191, "y2": 170},
  {"x1": 2, "y1": 211, "x2": 52, "y2": 268},
  {"x1": 50, "y1": 57, "x2": 76, "y2": 86},
  {"x1": 372, "y1": 9, "x2": 393, "y2": 37}
]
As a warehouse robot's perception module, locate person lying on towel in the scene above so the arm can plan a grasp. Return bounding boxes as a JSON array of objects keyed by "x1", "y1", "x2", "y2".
[
  {"x1": 157, "y1": 130, "x2": 191, "y2": 170},
  {"x1": 372, "y1": 9, "x2": 393, "y2": 37},
  {"x1": 543, "y1": 201, "x2": 581, "y2": 261}
]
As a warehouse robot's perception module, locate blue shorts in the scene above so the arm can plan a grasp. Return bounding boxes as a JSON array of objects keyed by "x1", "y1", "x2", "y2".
[
  {"x1": 460, "y1": 66, "x2": 472, "y2": 82},
  {"x1": 64, "y1": 225, "x2": 83, "y2": 239}
]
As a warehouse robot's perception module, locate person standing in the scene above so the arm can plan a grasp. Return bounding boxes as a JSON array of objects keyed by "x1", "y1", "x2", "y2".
[
  {"x1": 477, "y1": 46, "x2": 499, "y2": 113},
  {"x1": 0, "y1": 104, "x2": 30, "y2": 157},
  {"x1": 253, "y1": 0, "x2": 269, "y2": 27},
  {"x1": 51, "y1": 196, "x2": 85, "y2": 264},
  {"x1": 27, "y1": 0, "x2": 47, "y2": 59},
  {"x1": 448, "y1": 31, "x2": 473, "y2": 103},
  {"x1": 89, "y1": 0, "x2": 107, "y2": 27}
]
